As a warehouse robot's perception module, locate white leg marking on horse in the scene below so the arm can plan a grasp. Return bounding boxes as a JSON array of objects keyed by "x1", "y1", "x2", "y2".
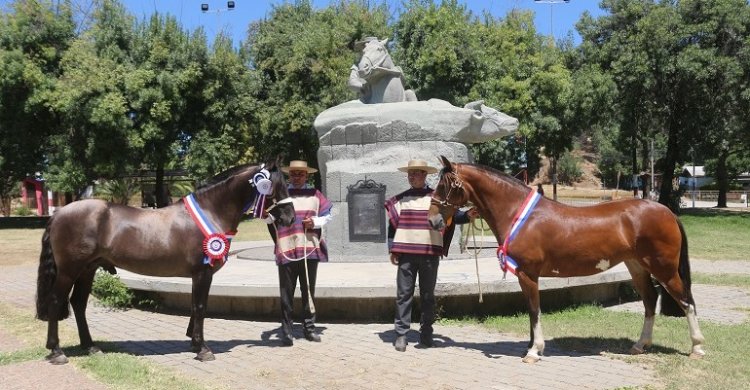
[
  {"x1": 686, "y1": 304, "x2": 706, "y2": 358},
  {"x1": 524, "y1": 317, "x2": 545, "y2": 363},
  {"x1": 596, "y1": 259, "x2": 611, "y2": 271},
  {"x1": 631, "y1": 315, "x2": 654, "y2": 354}
]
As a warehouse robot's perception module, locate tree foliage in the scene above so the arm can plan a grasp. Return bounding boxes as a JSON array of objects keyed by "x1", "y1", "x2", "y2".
[{"x1": 0, "y1": 0, "x2": 74, "y2": 214}]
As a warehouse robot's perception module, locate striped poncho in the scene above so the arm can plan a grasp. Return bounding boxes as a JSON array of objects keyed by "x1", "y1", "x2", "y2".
[
  {"x1": 274, "y1": 188, "x2": 332, "y2": 265},
  {"x1": 384, "y1": 187, "x2": 444, "y2": 256}
]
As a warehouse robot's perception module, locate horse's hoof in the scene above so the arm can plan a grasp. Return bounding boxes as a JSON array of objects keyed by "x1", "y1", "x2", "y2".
[
  {"x1": 629, "y1": 346, "x2": 645, "y2": 355},
  {"x1": 522, "y1": 354, "x2": 540, "y2": 364},
  {"x1": 195, "y1": 350, "x2": 215, "y2": 362},
  {"x1": 87, "y1": 346, "x2": 103, "y2": 355},
  {"x1": 46, "y1": 352, "x2": 69, "y2": 365},
  {"x1": 689, "y1": 350, "x2": 705, "y2": 359}
]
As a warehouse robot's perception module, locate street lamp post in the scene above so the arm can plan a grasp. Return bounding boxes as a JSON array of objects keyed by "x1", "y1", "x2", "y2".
[
  {"x1": 201, "y1": 2, "x2": 235, "y2": 13},
  {"x1": 534, "y1": 0, "x2": 571, "y2": 39}
]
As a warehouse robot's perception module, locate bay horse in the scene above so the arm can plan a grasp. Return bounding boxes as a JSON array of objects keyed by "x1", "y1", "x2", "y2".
[
  {"x1": 36, "y1": 157, "x2": 295, "y2": 364},
  {"x1": 428, "y1": 156, "x2": 705, "y2": 363}
]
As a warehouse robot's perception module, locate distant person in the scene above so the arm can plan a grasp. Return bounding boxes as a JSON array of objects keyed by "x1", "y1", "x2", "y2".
[
  {"x1": 537, "y1": 184, "x2": 545, "y2": 197},
  {"x1": 265, "y1": 160, "x2": 331, "y2": 346},
  {"x1": 384, "y1": 159, "x2": 478, "y2": 352}
]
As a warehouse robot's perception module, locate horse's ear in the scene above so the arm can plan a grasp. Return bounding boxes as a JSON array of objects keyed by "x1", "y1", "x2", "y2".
[
  {"x1": 439, "y1": 155, "x2": 453, "y2": 172},
  {"x1": 380, "y1": 38, "x2": 388, "y2": 46}
]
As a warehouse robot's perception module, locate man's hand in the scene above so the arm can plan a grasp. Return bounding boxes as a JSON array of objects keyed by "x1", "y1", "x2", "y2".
[
  {"x1": 467, "y1": 207, "x2": 479, "y2": 220},
  {"x1": 302, "y1": 217, "x2": 314, "y2": 230},
  {"x1": 390, "y1": 253, "x2": 399, "y2": 266}
]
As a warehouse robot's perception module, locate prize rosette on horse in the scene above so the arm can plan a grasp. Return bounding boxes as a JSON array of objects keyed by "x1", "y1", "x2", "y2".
[{"x1": 203, "y1": 233, "x2": 230, "y2": 261}]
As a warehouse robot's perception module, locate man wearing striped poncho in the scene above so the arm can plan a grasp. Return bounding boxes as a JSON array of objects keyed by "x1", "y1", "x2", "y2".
[
  {"x1": 385, "y1": 159, "x2": 476, "y2": 352},
  {"x1": 266, "y1": 160, "x2": 332, "y2": 346}
]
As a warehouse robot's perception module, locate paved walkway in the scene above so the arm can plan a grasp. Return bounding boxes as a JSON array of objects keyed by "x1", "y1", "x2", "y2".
[{"x1": 1, "y1": 258, "x2": 749, "y2": 389}]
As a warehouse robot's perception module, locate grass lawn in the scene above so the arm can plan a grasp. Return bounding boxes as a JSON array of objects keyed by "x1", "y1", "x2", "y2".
[
  {"x1": 442, "y1": 304, "x2": 750, "y2": 390},
  {"x1": 679, "y1": 209, "x2": 750, "y2": 260}
]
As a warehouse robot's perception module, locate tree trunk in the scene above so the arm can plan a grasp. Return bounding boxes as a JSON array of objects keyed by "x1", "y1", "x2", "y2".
[
  {"x1": 658, "y1": 122, "x2": 680, "y2": 210},
  {"x1": 552, "y1": 156, "x2": 558, "y2": 201},
  {"x1": 0, "y1": 195, "x2": 10, "y2": 217},
  {"x1": 632, "y1": 135, "x2": 638, "y2": 197},
  {"x1": 155, "y1": 163, "x2": 167, "y2": 208},
  {"x1": 716, "y1": 150, "x2": 728, "y2": 208}
]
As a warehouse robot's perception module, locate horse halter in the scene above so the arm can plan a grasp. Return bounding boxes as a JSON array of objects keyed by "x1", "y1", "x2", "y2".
[
  {"x1": 359, "y1": 43, "x2": 389, "y2": 77},
  {"x1": 431, "y1": 170, "x2": 467, "y2": 209}
]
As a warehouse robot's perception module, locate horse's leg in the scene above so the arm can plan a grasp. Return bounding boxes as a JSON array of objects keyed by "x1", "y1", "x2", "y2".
[
  {"x1": 190, "y1": 267, "x2": 215, "y2": 361},
  {"x1": 186, "y1": 314, "x2": 195, "y2": 338},
  {"x1": 69, "y1": 267, "x2": 102, "y2": 355},
  {"x1": 45, "y1": 273, "x2": 75, "y2": 365},
  {"x1": 517, "y1": 271, "x2": 544, "y2": 363},
  {"x1": 623, "y1": 260, "x2": 658, "y2": 354},
  {"x1": 661, "y1": 275, "x2": 705, "y2": 358}
]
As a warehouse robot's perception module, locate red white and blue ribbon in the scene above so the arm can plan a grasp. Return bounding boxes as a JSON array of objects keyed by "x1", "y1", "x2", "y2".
[
  {"x1": 184, "y1": 193, "x2": 235, "y2": 266},
  {"x1": 497, "y1": 190, "x2": 541, "y2": 277}
]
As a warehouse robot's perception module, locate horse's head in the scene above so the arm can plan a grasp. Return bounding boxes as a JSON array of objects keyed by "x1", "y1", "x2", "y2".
[
  {"x1": 261, "y1": 156, "x2": 296, "y2": 227},
  {"x1": 429, "y1": 156, "x2": 470, "y2": 230},
  {"x1": 357, "y1": 38, "x2": 393, "y2": 79}
]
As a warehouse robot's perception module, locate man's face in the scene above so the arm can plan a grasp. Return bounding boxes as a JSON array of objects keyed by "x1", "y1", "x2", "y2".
[
  {"x1": 288, "y1": 169, "x2": 308, "y2": 188},
  {"x1": 407, "y1": 169, "x2": 427, "y2": 189}
]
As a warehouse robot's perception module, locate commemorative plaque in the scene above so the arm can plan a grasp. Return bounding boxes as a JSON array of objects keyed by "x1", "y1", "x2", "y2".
[{"x1": 347, "y1": 179, "x2": 386, "y2": 242}]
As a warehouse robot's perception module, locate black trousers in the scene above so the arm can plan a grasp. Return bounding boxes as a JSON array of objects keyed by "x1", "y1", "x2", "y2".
[
  {"x1": 394, "y1": 254, "x2": 439, "y2": 337},
  {"x1": 278, "y1": 259, "x2": 318, "y2": 336}
]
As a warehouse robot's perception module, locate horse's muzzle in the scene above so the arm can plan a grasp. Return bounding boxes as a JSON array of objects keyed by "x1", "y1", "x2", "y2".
[{"x1": 428, "y1": 214, "x2": 445, "y2": 231}]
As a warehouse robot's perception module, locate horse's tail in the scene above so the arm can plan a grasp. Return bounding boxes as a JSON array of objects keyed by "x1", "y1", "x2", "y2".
[
  {"x1": 36, "y1": 217, "x2": 68, "y2": 321},
  {"x1": 660, "y1": 218, "x2": 694, "y2": 317}
]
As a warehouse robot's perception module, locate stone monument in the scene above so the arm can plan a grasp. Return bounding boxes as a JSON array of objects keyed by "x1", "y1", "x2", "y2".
[{"x1": 315, "y1": 37, "x2": 518, "y2": 261}]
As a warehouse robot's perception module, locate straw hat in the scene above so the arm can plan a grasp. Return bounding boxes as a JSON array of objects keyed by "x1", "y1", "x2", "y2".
[
  {"x1": 281, "y1": 160, "x2": 318, "y2": 174},
  {"x1": 397, "y1": 159, "x2": 438, "y2": 174}
]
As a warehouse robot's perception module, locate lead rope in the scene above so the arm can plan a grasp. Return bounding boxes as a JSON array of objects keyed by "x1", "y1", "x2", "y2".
[
  {"x1": 468, "y1": 217, "x2": 486, "y2": 303},
  {"x1": 301, "y1": 228, "x2": 316, "y2": 314}
]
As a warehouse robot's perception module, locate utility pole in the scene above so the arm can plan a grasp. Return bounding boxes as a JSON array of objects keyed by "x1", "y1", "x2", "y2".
[{"x1": 534, "y1": 0, "x2": 571, "y2": 40}]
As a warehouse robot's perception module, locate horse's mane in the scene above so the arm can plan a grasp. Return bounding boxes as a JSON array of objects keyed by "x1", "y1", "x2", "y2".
[
  {"x1": 195, "y1": 163, "x2": 258, "y2": 193},
  {"x1": 452, "y1": 162, "x2": 530, "y2": 191}
]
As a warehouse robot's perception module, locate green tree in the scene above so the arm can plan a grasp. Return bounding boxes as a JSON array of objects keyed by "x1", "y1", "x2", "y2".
[
  {"x1": 577, "y1": 0, "x2": 750, "y2": 208},
  {"x1": 126, "y1": 13, "x2": 209, "y2": 206},
  {"x1": 45, "y1": 0, "x2": 135, "y2": 194},
  {"x1": 182, "y1": 32, "x2": 259, "y2": 178},
  {"x1": 678, "y1": 0, "x2": 750, "y2": 207},
  {"x1": 245, "y1": 0, "x2": 390, "y2": 174},
  {"x1": 0, "y1": 0, "x2": 75, "y2": 215}
]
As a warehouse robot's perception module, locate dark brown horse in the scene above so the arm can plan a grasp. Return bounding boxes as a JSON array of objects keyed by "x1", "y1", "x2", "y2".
[
  {"x1": 36, "y1": 157, "x2": 295, "y2": 364},
  {"x1": 428, "y1": 156, "x2": 705, "y2": 363}
]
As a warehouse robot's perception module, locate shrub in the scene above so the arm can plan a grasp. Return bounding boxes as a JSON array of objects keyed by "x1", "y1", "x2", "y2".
[
  {"x1": 92, "y1": 271, "x2": 133, "y2": 309},
  {"x1": 557, "y1": 152, "x2": 583, "y2": 185},
  {"x1": 13, "y1": 205, "x2": 35, "y2": 216}
]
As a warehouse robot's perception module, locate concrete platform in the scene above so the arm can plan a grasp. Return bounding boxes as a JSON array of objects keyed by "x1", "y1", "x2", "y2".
[{"x1": 117, "y1": 240, "x2": 636, "y2": 320}]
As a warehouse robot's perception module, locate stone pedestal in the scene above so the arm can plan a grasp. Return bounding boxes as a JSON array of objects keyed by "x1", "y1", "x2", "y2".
[{"x1": 315, "y1": 99, "x2": 517, "y2": 262}]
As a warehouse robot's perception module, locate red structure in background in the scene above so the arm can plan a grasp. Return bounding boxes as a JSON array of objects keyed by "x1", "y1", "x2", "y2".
[{"x1": 21, "y1": 177, "x2": 48, "y2": 216}]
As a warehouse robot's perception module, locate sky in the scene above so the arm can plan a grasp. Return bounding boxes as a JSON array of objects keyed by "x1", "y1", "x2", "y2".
[{"x1": 114, "y1": 0, "x2": 606, "y2": 46}]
